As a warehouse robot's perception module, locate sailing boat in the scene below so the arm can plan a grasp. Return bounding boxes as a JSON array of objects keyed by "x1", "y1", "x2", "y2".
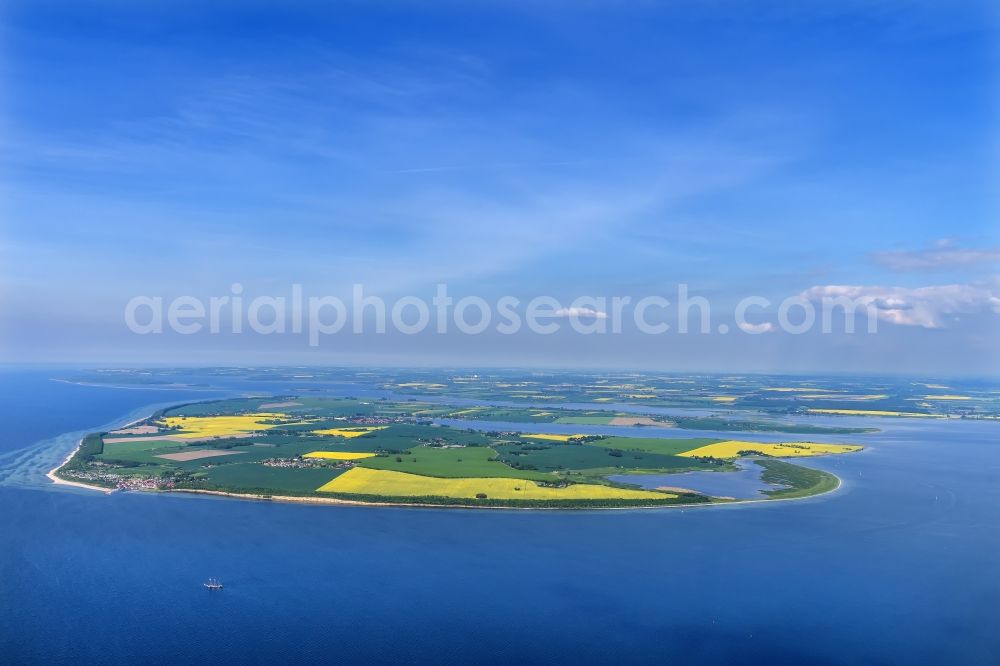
[{"x1": 203, "y1": 577, "x2": 223, "y2": 590}]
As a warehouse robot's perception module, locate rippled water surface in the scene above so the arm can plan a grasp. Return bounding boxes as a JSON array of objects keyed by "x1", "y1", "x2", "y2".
[{"x1": 1, "y1": 368, "x2": 998, "y2": 664}]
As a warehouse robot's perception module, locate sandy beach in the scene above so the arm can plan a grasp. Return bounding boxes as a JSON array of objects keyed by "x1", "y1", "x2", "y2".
[
  {"x1": 45, "y1": 437, "x2": 113, "y2": 494},
  {"x1": 45, "y1": 411, "x2": 159, "y2": 494}
]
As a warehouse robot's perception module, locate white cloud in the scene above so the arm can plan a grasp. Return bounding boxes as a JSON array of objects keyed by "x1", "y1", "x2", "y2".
[
  {"x1": 553, "y1": 307, "x2": 607, "y2": 319},
  {"x1": 738, "y1": 321, "x2": 775, "y2": 334},
  {"x1": 801, "y1": 280, "x2": 1000, "y2": 328},
  {"x1": 873, "y1": 241, "x2": 1000, "y2": 272}
]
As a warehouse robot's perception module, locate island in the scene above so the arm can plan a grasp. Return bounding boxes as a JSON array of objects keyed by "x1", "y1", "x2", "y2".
[{"x1": 51, "y1": 395, "x2": 863, "y2": 508}]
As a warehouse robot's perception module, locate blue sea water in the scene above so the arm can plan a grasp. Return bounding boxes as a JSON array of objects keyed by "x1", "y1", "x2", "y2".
[{"x1": 1, "y1": 367, "x2": 998, "y2": 664}]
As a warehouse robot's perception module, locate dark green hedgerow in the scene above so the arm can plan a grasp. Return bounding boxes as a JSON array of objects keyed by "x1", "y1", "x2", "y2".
[{"x1": 60, "y1": 433, "x2": 104, "y2": 472}]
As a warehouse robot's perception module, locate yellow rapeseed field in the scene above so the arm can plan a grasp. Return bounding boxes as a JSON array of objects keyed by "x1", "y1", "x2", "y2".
[
  {"x1": 678, "y1": 440, "x2": 862, "y2": 459},
  {"x1": 522, "y1": 433, "x2": 586, "y2": 442},
  {"x1": 313, "y1": 426, "x2": 387, "y2": 438},
  {"x1": 807, "y1": 408, "x2": 940, "y2": 417},
  {"x1": 316, "y1": 467, "x2": 674, "y2": 500},
  {"x1": 160, "y1": 413, "x2": 305, "y2": 439},
  {"x1": 302, "y1": 451, "x2": 377, "y2": 460}
]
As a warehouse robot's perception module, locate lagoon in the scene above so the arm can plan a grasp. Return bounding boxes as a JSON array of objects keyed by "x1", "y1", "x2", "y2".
[{"x1": 608, "y1": 458, "x2": 784, "y2": 499}]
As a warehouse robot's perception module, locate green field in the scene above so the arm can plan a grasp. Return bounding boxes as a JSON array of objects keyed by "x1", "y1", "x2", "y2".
[
  {"x1": 493, "y1": 442, "x2": 719, "y2": 474},
  {"x1": 587, "y1": 436, "x2": 722, "y2": 456},
  {"x1": 99, "y1": 437, "x2": 331, "y2": 467},
  {"x1": 357, "y1": 446, "x2": 552, "y2": 480},
  {"x1": 197, "y1": 463, "x2": 345, "y2": 494},
  {"x1": 436, "y1": 404, "x2": 873, "y2": 435}
]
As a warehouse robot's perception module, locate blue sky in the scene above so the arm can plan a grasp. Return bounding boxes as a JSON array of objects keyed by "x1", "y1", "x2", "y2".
[{"x1": 1, "y1": 1, "x2": 998, "y2": 373}]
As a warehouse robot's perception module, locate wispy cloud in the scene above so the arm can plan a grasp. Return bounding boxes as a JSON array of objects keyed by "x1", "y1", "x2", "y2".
[
  {"x1": 738, "y1": 321, "x2": 775, "y2": 334},
  {"x1": 4, "y1": 0, "x2": 994, "y2": 372},
  {"x1": 872, "y1": 241, "x2": 1000, "y2": 272},
  {"x1": 4, "y1": 51, "x2": 800, "y2": 297},
  {"x1": 553, "y1": 307, "x2": 607, "y2": 319},
  {"x1": 801, "y1": 280, "x2": 1000, "y2": 328}
]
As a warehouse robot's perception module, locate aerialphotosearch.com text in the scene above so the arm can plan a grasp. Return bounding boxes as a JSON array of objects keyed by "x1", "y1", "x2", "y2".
[{"x1": 124, "y1": 283, "x2": 879, "y2": 347}]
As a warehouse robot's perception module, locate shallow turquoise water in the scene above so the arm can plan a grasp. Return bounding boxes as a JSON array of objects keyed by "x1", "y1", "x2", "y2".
[{"x1": 1, "y1": 368, "x2": 998, "y2": 664}]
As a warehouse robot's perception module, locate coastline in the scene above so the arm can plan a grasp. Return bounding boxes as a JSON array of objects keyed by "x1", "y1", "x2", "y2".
[
  {"x1": 170, "y1": 487, "x2": 716, "y2": 510},
  {"x1": 45, "y1": 436, "x2": 113, "y2": 494},
  {"x1": 45, "y1": 412, "x2": 156, "y2": 495},
  {"x1": 52, "y1": 470, "x2": 844, "y2": 511},
  {"x1": 46, "y1": 464, "x2": 843, "y2": 510},
  {"x1": 169, "y1": 473, "x2": 842, "y2": 510},
  {"x1": 45, "y1": 408, "x2": 846, "y2": 509}
]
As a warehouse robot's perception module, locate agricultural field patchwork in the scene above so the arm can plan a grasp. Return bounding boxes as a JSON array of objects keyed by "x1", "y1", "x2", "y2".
[
  {"x1": 434, "y1": 404, "x2": 874, "y2": 435},
  {"x1": 159, "y1": 413, "x2": 311, "y2": 438},
  {"x1": 58, "y1": 393, "x2": 871, "y2": 508},
  {"x1": 71, "y1": 367, "x2": 1000, "y2": 420}
]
